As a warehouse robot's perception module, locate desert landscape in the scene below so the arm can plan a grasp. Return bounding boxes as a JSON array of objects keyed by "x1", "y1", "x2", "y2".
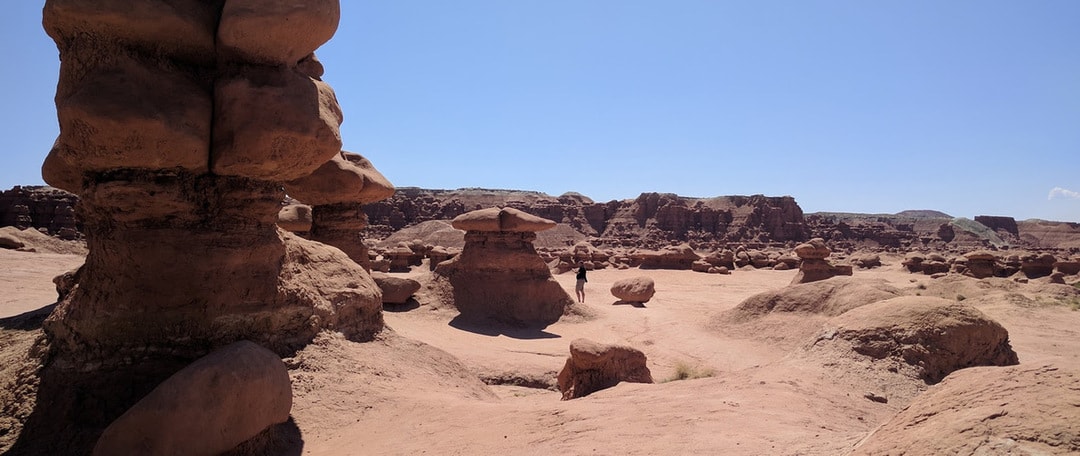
[{"x1": 1, "y1": 1, "x2": 1079, "y2": 455}]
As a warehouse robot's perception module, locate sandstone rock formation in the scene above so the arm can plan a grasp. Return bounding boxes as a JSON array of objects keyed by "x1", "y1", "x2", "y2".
[
  {"x1": 0, "y1": 186, "x2": 80, "y2": 239},
  {"x1": 93, "y1": 341, "x2": 291, "y2": 456},
  {"x1": 285, "y1": 151, "x2": 394, "y2": 268},
  {"x1": 277, "y1": 197, "x2": 313, "y2": 234},
  {"x1": 610, "y1": 276, "x2": 656, "y2": 304},
  {"x1": 433, "y1": 207, "x2": 574, "y2": 326},
  {"x1": 724, "y1": 277, "x2": 901, "y2": 322},
  {"x1": 807, "y1": 296, "x2": 1018, "y2": 384},
  {"x1": 363, "y1": 189, "x2": 808, "y2": 249},
  {"x1": 371, "y1": 273, "x2": 421, "y2": 305},
  {"x1": 556, "y1": 338, "x2": 653, "y2": 400},
  {"x1": 18, "y1": 2, "x2": 387, "y2": 453},
  {"x1": 851, "y1": 365, "x2": 1080, "y2": 455},
  {"x1": 791, "y1": 238, "x2": 851, "y2": 284},
  {"x1": 637, "y1": 244, "x2": 700, "y2": 270}
]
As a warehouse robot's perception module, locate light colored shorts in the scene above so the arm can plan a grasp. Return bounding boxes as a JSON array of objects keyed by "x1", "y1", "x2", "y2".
[{"x1": 575, "y1": 279, "x2": 586, "y2": 291}]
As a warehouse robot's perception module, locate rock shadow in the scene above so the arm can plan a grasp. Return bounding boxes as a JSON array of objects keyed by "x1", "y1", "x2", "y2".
[
  {"x1": 612, "y1": 300, "x2": 647, "y2": 308},
  {"x1": 0, "y1": 303, "x2": 56, "y2": 330},
  {"x1": 448, "y1": 315, "x2": 561, "y2": 340},
  {"x1": 382, "y1": 297, "x2": 420, "y2": 313}
]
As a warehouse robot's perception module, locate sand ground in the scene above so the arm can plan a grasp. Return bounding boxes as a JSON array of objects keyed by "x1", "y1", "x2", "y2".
[{"x1": 2, "y1": 249, "x2": 1078, "y2": 455}]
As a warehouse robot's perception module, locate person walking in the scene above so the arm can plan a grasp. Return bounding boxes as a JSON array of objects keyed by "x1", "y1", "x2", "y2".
[{"x1": 575, "y1": 263, "x2": 588, "y2": 303}]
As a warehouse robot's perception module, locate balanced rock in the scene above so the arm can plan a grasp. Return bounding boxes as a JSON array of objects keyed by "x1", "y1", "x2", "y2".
[
  {"x1": 93, "y1": 341, "x2": 291, "y2": 456},
  {"x1": 557, "y1": 338, "x2": 653, "y2": 400},
  {"x1": 963, "y1": 250, "x2": 998, "y2": 278},
  {"x1": 434, "y1": 208, "x2": 572, "y2": 326},
  {"x1": 610, "y1": 276, "x2": 656, "y2": 304},
  {"x1": 791, "y1": 238, "x2": 850, "y2": 284}
]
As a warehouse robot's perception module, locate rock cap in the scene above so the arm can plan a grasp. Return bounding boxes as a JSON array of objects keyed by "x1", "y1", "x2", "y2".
[{"x1": 451, "y1": 207, "x2": 556, "y2": 232}]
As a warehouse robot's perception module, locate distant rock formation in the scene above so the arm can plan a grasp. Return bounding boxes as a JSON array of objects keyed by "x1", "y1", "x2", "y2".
[
  {"x1": 433, "y1": 207, "x2": 574, "y2": 326},
  {"x1": 0, "y1": 186, "x2": 80, "y2": 239},
  {"x1": 363, "y1": 188, "x2": 808, "y2": 249},
  {"x1": 791, "y1": 238, "x2": 851, "y2": 284}
]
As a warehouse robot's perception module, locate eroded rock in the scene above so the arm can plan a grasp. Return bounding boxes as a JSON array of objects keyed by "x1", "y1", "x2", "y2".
[{"x1": 557, "y1": 338, "x2": 653, "y2": 400}]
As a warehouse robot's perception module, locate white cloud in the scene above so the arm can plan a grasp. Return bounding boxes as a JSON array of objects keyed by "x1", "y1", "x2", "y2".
[{"x1": 1048, "y1": 187, "x2": 1080, "y2": 200}]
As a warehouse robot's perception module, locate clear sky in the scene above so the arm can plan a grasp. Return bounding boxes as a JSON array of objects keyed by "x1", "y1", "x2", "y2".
[{"x1": 2, "y1": 1, "x2": 1078, "y2": 221}]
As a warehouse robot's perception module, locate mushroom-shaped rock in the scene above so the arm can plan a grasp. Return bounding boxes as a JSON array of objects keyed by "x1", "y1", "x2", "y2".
[
  {"x1": 794, "y1": 238, "x2": 830, "y2": 260},
  {"x1": 851, "y1": 365, "x2": 1080, "y2": 456},
  {"x1": 611, "y1": 276, "x2": 656, "y2": 304},
  {"x1": 639, "y1": 244, "x2": 700, "y2": 270},
  {"x1": 371, "y1": 273, "x2": 421, "y2": 305},
  {"x1": 963, "y1": 250, "x2": 999, "y2": 278},
  {"x1": 791, "y1": 239, "x2": 850, "y2": 285},
  {"x1": 804, "y1": 296, "x2": 1018, "y2": 384},
  {"x1": 93, "y1": 341, "x2": 292, "y2": 456},
  {"x1": 434, "y1": 208, "x2": 572, "y2": 325},
  {"x1": 556, "y1": 338, "x2": 653, "y2": 400},
  {"x1": 451, "y1": 207, "x2": 556, "y2": 232},
  {"x1": 1021, "y1": 253, "x2": 1057, "y2": 279}
]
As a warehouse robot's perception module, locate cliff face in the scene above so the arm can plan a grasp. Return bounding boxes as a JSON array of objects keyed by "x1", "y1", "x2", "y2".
[
  {"x1": 362, "y1": 188, "x2": 808, "y2": 248},
  {"x1": 0, "y1": 186, "x2": 81, "y2": 239}
]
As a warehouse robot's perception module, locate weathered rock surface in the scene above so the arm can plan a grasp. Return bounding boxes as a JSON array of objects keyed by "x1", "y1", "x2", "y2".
[
  {"x1": 0, "y1": 186, "x2": 80, "y2": 239},
  {"x1": 556, "y1": 338, "x2": 653, "y2": 400},
  {"x1": 851, "y1": 365, "x2": 1080, "y2": 455},
  {"x1": 724, "y1": 277, "x2": 901, "y2": 321},
  {"x1": 93, "y1": 341, "x2": 291, "y2": 456},
  {"x1": 791, "y1": 238, "x2": 850, "y2": 284},
  {"x1": 433, "y1": 208, "x2": 573, "y2": 326},
  {"x1": 610, "y1": 276, "x2": 656, "y2": 304},
  {"x1": 807, "y1": 296, "x2": 1019, "y2": 384},
  {"x1": 371, "y1": 273, "x2": 421, "y2": 304}
]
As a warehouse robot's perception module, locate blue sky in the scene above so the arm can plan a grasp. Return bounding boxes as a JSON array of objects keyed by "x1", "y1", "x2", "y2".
[{"x1": 2, "y1": 1, "x2": 1078, "y2": 221}]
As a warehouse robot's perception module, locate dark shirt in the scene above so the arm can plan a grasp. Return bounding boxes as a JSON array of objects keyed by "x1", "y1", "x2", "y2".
[{"x1": 576, "y1": 267, "x2": 587, "y2": 281}]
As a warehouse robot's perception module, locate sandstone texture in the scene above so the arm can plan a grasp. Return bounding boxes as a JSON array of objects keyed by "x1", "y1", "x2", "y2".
[
  {"x1": 725, "y1": 277, "x2": 901, "y2": 321},
  {"x1": 557, "y1": 338, "x2": 653, "y2": 400},
  {"x1": 433, "y1": 208, "x2": 573, "y2": 326},
  {"x1": 852, "y1": 365, "x2": 1080, "y2": 455},
  {"x1": 93, "y1": 341, "x2": 291, "y2": 456},
  {"x1": 17, "y1": 2, "x2": 392, "y2": 453},
  {"x1": 371, "y1": 273, "x2": 421, "y2": 305},
  {"x1": 808, "y1": 296, "x2": 1019, "y2": 384},
  {"x1": 610, "y1": 276, "x2": 656, "y2": 304}
]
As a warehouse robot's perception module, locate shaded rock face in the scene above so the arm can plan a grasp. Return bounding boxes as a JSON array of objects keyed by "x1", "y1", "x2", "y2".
[
  {"x1": 557, "y1": 338, "x2": 653, "y2": 400},
  {"x1": 810, "y1": 296, "x2": 1018, "y2": 384},
  {"x1": 434, "y1": 208, "x2": 573, "y2": 326},
  {"x1": 851, "y1": 365, "x2": 1080, "y2": 455},
  {"x1": 364, "y1": 189, "x2": 808, "y2": 249},
  {"x1": 93, "y1": 341, "x2": 291, "y2": 456},
  {"x1": 20, "y1": 2, "x2": 384, "y2": 453}
]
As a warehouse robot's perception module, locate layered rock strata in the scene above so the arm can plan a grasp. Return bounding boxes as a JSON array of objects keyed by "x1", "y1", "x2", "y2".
[{"x1": 15, "y1": 2, "x2": 388, "y2": 453}]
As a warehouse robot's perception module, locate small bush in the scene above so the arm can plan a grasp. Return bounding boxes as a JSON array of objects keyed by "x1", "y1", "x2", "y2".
[{"x1": 663, "y1": 361, "x2": 716, "y2": 383}]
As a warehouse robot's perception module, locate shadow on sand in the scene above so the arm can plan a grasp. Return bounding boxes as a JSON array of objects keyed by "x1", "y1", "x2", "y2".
[
  {"x1": 448, "y1": 315, "x2": 561, "y2": 340},
  {"x1": 612, "y1": 300, "x2": 648, "y2": 308},
  {"x1": 381, "y1": 298, "x2": 421, "y2": 313}
]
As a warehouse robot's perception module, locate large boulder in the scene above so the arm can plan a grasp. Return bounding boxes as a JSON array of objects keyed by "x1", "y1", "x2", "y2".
[
  {"x1": 371, "y1": 273, "x2": 421, "y2": 305},
  {"x1": 93, "y1": 341, "x2": 291, "y2": 456},
  {"x1": 556, "y1": 338, "x2": 653, "y2": 400},
  {"x1": 610, "y1": 276, "x2": 656, "y2": 304},
  {"x1": 724, "y1": 277, "x2": 901, "y2": 322}
]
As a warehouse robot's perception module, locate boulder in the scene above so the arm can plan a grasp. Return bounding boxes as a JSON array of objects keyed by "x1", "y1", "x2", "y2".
[
  {"x1": 794, "y1": 238, "x2": 830, "y2": 260},
  {"x1": 218, "y1": 0, "x2": 340, "y2": 65},
  {"x1": 277, "y1": 200, "x2": 312, "y2": 233},
  {"x1": 450, "y1": 207, "x2": 556, "y2": 233},
  {"x1": 556, "y1": 338, "x2": 653, "y2": 400},
  {"x1": 93, "y1": 341, "x2": 291, "y2": 456},
  {"x1": 610, "y1": 276, "x2": 656, "y2": 304},
  {"x1": 371, "y1": 273, "x2": 421, "y2": 305}
]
